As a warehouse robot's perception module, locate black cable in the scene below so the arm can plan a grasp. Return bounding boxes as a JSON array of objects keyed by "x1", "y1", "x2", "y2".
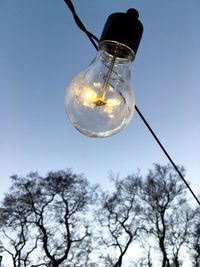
[
  {"x1": 63, "y1": 0, "x2": 200, "y2": 206},
  {"x1": 64, "y1": 0, "x2": 99, "y2": 50},
  {"x1": 135, "y1": 106, "x2": 200, "y2": 206}
]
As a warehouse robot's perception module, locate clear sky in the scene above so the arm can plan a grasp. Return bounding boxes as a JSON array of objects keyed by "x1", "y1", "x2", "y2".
[{"x1": 0, "y1": 0, "x2": 200, "y2": 201}]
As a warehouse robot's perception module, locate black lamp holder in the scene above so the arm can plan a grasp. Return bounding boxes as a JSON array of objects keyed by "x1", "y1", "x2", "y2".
[{"x1": 100, "y1": 9, "x2": 143, "y2": 55}]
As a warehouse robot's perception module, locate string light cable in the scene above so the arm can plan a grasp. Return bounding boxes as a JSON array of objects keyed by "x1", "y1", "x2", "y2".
[{"x1": 63, "y1": 0, "x2": 200, "y2": 206}]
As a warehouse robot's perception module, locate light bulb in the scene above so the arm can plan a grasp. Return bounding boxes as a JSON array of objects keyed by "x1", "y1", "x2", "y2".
[
  {"x1": 65, "y1": 41, "x2": 135, "y2": 137},
  {"x1": 64, "y1": 9, "x2": 143, "y2": 137}
]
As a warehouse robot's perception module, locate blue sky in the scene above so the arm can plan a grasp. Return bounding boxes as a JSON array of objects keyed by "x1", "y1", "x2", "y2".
[{"x1": 0, "y1": 0, "x2": 200, "y2": 200}]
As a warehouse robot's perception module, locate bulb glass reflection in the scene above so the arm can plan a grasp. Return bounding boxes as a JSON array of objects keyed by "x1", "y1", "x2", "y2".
[{"x1": 64, "y1": 41, "x2": 136, "y2": 137}]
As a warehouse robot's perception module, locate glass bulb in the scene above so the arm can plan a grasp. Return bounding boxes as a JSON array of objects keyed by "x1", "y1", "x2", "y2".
[{"x1": 64, "y1": 41, "x2": 136, "y2": 138}]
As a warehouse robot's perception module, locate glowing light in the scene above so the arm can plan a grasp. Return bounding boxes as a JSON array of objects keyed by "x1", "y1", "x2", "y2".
[
  {"x1": 75, "y1": 86, "x2": 121, "y2": 113},
  {"x1": 64, "y1": 41, "x2": 136, "y2": 137},
  {"x1": 84, "y1": 89, "x2": 97, "y2": 100},
  {"x1": 64, "y1": 8, "x2": 143, "y2": 137},
  {"x1": 106, "y1": 98, "x2": 121, "y2": 106},
  {"x1": 76, "y1": 87, "x2": 97, "y2": 108}
]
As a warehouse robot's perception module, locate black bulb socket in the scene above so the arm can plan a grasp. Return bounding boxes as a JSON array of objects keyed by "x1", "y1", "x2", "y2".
[{"x1": 100, "y1": 8, "x2": 143, "y2": 56}]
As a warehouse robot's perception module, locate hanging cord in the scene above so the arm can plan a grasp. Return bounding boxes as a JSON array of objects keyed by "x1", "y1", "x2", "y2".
[
  {"x1": 64, "y1": 0, "x2": 200, "y2": 206},
  {"x1": 64, "y1": 0, "x2": 98, "y2": 50},
  {"x1": 135, "y1": 107, "x2": 200, "y2": 206}
]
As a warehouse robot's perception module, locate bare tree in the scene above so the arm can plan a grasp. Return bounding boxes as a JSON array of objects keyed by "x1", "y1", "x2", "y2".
[
  {"x1": 190, "y1": 207, "x2": 200, "y2": 267},
  {"x1": 139, "y1": 164, "x2": 190, "y2": 267},
  {"x1": 0, "y1": 226, "x2": 38, "y2": 267},
  {"x1": 167, "y1": 203, "x2": 196, "y2": 267},
  {"x1": 0, "y1": 191, "x2": 39, "y2": 267},
  {"x1": 97, "y1": 173, "x2": 142, "y2": 267},
  {"x1": 0, "y1": 165, "x2": 198, "y2": 266},
  {"x1": 0, "y1": 170, "x2": 94, "y2": 267}
]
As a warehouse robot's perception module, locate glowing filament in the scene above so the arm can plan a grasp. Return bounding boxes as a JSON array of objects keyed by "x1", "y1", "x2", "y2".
[{"x1": 75, "y1": 86, "x2": 121, "y2": 118}]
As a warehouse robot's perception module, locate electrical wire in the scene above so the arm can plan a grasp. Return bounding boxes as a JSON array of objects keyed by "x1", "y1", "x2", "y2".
[
  {"x1": 64, "y1": 0, "x2": 99, "y2": 50},
  {"x1": 135, "y1": 106, "x2": 200, "y2": 206},
  {"x1": 63, "y1": 0, "x2": 200, "y2": 206}
]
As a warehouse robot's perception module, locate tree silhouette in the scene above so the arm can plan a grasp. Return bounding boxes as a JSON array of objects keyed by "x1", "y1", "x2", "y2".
[
  {"x1": 97, "y1": 174, "x2": 143, "y2": 267},
  {"x1": 0, "y1": 170, "x2": 93, "y2": 267},
  {"x1": 0, "y1": 187, "x2": 39, "y2": 267},
  {"x1": 139, "y1": 164, "x2": 193, "y2": 267},
  {"x1": 0, "y1": 165, "x2": 199, "y2": 266},
  {"x1": 191, "y1": 207, "x2": 200, "y2": 267}
]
